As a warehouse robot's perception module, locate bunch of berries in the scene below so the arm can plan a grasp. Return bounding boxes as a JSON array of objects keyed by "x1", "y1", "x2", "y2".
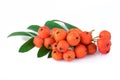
[{"x1": 33, "y1": 26, "x2": 111, "y2": 62}]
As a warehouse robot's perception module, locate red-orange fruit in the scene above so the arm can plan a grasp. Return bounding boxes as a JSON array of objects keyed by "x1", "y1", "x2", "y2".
[
  {"x1": 67, "y1": 32, "x2": 80, "y2": 46},
  {"x1": 69, "y1": 28, "x2": 82, "y2": 35},
  {"x1": 38, "y1": 26, "x2": 50, "y2": 38},
  {"x1": 52, "y1": 49, "x2": 63, "y2": 61},
  {"x1": 52, "y1": 42, "x2": 58, "y2": 50},
  {"x1": 33, "y1": 36, "x2": 43, "y2": 48},
  {"x1": 99, "y1": 30, "x2": 111, "y2": 40},
  {"x1": 63, "y1": 50, "x2": 75, "y2": 62},
  {"x1": 51, "y1": 28, "x2": 59, "y2": 37},
  {"x1": 44, "y1": 37, "x2": 55, "y2": 49},
  {"x1": 97, "y1": 38, "x2": 111, "y2": 54},
  {"x1": 54, "y1": 29, "x2": 67, "y2": 42},
  {"x1": 80, "y1": 31, "x2": 92, "y2": 45},
  {"x1": 75, "y1": 44, "x2": 87, "y2": 58},
  {"x1": 87, "y1": 43, "x2": 97, "y2": 55},
  {"x1": 57, "y1": 40, "x2": 69, "y2": 52}
]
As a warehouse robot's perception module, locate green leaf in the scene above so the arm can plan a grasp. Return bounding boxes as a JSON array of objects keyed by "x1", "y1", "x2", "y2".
[
  {"x1": 45, "y1": 21, "x2": 66, "y2": 30},
  {"x1": 19, "y1": 38, "x2": 35, "y2": 53},
  {"x1": 8, "y1": 31, "x2": 37, "y2": 37},
  {"x1": 52, "y1": 20, "x2": 77, "y2": 29},
  {"x1": 27, "y1": 25, "x2": 40, "y2": 32},
  {"x1": 48, "y1": 50, "x2": 52, "y2": 58},
  {"x1": 64, "y1": 22, "x2": 77, "y2": 29},
  {"x1": 37, "y1": 45, "x2": 50, "y2": 58}
]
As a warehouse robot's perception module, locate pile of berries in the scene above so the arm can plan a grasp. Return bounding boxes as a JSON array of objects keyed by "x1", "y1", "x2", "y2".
[{"x1": 33, "y1": 26, "x2": 111, "y2": 62}]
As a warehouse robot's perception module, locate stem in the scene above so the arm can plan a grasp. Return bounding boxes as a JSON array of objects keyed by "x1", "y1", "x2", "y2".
[
  {"x1": 92, "y1": 36, "x2": 99, "y2": 43},
  {"x1": 92, "y1": 39, "x2": 97, "y2": 43},
  {"x1": 93, "y1": 36, "x2": 99, "y2": 39},
  {"x1": 90, "y1": 29, "x2": 95, "y2": 33}
]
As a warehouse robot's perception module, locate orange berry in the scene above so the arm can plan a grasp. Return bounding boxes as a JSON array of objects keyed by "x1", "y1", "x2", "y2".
[
  {"x1": 63, "y1": 50, "x2": 75, "y2": 62},
  {"x1": 57, "y1": 40, "x2": 69, "y2": 53},
  {"x1": 80, "y1": 31, "x2": 92, "y2": 45},
  {"x1": 97, "y1": 38, "x2": 111, "y2": 54},
  {"x1": 33, "y1": 36, "x2": 43, "y2": 48},
  {"x1": 38, "y1": 26, "x2": 50, "y2": 38},
  {"x1": 99, "y1": 30, "x2": 111, "y2": 40},
  {"x1": 54, "y1": 29, "x2": 67, "y2": 42},
  {"x1": 87, "y1": 43, "x2": 97, "y2": 55},
  {"x1": 67, "y1": 32, "x2": 80, "y2": 46},
  {"x1": 69, "y1": 28, "x2": 82, "y2": 35},
  {"x1": 52, "y1": 42, "x2": 58, "y2": 50},
  {"x1": 75, "y1": 44, "x2": 87, "y2": 58},
  {"x1": 51, "y1": 28, "x2": 59, "y2": 37},
  {"x1": 44, "y1": 37, "x2": 55, "y2": 49},
  {"x1": 52, "y1": 49, "x2": 63, "y2": 61}
]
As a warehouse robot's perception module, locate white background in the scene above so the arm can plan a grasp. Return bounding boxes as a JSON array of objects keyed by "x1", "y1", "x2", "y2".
[{"x1": 0, "y1": 0, "x2": 120, "y2": 80}]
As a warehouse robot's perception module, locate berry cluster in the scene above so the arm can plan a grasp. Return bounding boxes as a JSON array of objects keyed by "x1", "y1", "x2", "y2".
[{"x1": 33, "y1": 26, "x2": 112, "y2": 62}]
